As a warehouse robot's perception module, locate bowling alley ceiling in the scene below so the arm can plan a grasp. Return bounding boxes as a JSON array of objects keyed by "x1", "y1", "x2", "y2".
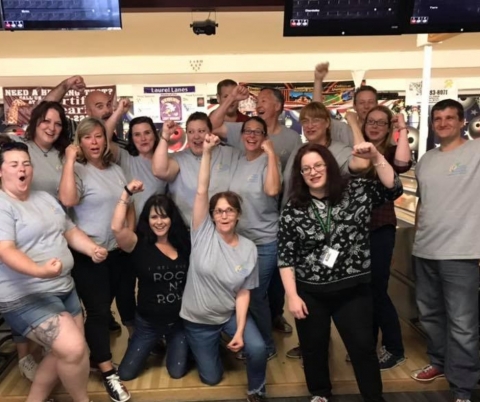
[{"x1": 1, "y1": 12, "x2": 479, "y2": 58}]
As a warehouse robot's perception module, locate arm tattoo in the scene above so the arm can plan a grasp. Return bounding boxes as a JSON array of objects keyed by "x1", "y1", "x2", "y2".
[{"x1": 31, "y1": 314, "x2": 61, "y2": 348}]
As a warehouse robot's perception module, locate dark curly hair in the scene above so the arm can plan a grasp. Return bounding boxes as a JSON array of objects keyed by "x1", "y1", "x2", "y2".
[{"x1": 288, "y1": 143, "x2": 348, "y2": 208}]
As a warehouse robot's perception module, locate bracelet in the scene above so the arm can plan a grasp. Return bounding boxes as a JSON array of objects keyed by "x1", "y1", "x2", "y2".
[
  {"x1": 397, "y1": 126, "x2": 409, "y2": 132},
  {"x1": 118, "y1": 199, "x2": 130, "y2": 206},
  {"x1": 160, "y1": 135, "x2": 169, "y2": 143},
  {"x1": 373, "y1": 156, "x2": 386, "y2": 168},
  {"x1": 124, "y1": 185, "x2": 133, "y2": 196}
]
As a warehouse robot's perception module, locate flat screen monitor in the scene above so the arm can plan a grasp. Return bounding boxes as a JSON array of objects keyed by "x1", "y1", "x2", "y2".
[
  {"x1": 283, "y1": 0, "x2": 405, "y2": 37},
  {"x1": 0, "y1": 0, "x2": 122, "y2": 31},
  {"x1": 404, "y1": 0, "x2": 480, "y2": 33}
]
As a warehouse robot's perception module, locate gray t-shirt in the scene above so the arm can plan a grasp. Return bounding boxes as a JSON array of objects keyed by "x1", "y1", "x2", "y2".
[
  {"x1": 11, "y1": 135, "x2": 63, "y2": 198},
  {"x1": 169, "y1": 146, "x2": 241, "y2": 225},
  {"x1": 330, "y1": 119, "x2": 354, "y2": 147},
  {"x1": 413, "y1": 139, "x2": 480, "y2": 259},
  {"x1": 281, "y1": 140, "x2": 353, "y2": 208},
  {"x1": 225, "y1": 122, "x2": 302, "y2": 171},
  {"x1": 116, "y1": 148, "x2": 167, "y2": 220},
  {"x1": 0, "y1": 191, "x2": 75, "y2": 312},
  {"x1": 180, "y1": 216, "x2": 258, "y2": 325},
  {"x1": 230, "y1": 153, "x2": 281, "y2": 245},
  {"x1": 70, "y1": 162, "x2": 127, "y2": 251}
]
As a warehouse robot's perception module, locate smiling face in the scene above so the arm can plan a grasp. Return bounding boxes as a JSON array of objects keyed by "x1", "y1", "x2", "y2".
[
  {"x1": 212, "y1": 197, "x2": 239, "y2": 237},
  {"x1": 300, "y1": 151, "x2": 328, "y2": 193},
  {"x1": 85, "y1": 91, "x2": 113, "y2": 121},
  {"x1": 241, "y1": 119, "x2": 266, "y2": 152},
  {"x1": 34, "y1": 108, "x2": 63, "y2": 149},
  {"x1": 0, "y1": 150, "x2": 33, "y2": 198},
  {"x1": 364, "y1": 109, "x2": 390, "y2": 145},
  {"x1": 256, "y1": 89, "x2": 281, "y2": 121},
  {"x1": 148, "y1": 206, "x2": 171, "y2": 240},
  {"x1": 79, "y1": 125, "x2": 106, "y2": 163},
  {"x1": 301, "y1": 115, "x2": 330, "y2": 144},
  {"x1": 186, "y1": 119, "x2": 209, "y2": 156},
  {"x1": 432, "y1": 107, "x2": 464, "y2": 142},
  {"x1": 132, "y1": 122, "x2": 156, "y2": 157}
]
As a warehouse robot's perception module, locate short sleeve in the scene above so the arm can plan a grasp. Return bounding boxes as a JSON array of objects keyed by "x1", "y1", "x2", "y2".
[
  {"x1": 0, "y1": 203, "x2": 16, "y2": 242},
  {"x1": 277, "y1": 203, "x2": 299, "y2": 269},
  {"x1": 191, "y1": 214, "x2": 215, "y2": 249},
  {"x1": 225, "y1": 122, "x2": 243, "y2": 149},
  {"x1": 330, "y1": 119, "x2": 354, "y2": 147},
  {"x1": 241, "y1": 246, "x2": 259, "y2": 290}
]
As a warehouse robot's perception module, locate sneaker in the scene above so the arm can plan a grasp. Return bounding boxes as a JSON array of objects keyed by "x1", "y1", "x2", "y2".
[
  {"x1": 411, "y1": 365, "x2": 444, "y2": 382},
  {"x1": 103, "y1": 372, "x2": 131, "y2": 402},
  {"x1": 379, "y1": 350, "x2": 406, "y2": 371},
  {"x1": 236, "y1": 351, "x2": 277, "y2": 361},
  {"x1": 18, "y1": 354, "x2": 38, "y2": 382},
  {"x1": 109, "y1": 312, "x2": 122, "y2": 333},
  {"x1": 246, "y1": 393, "x2": 265, "y2": 402},
  {"x1": 272, "y1": 316, "x2": 293, "y2": 333},
  {"x1": 286, "y1": 346, "x2": 302, "y2": 359},
  {"x1": 311, "y1": 397, "x2": 328, "y2": 402}
]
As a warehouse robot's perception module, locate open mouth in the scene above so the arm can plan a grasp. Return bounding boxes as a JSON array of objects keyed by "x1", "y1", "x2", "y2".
[
  {"x1": 19, "y1": 175, "x2": 26, "y2": 182},
  {"x1": 192, "y1": 140, "x2": 203, "y2": 147}
]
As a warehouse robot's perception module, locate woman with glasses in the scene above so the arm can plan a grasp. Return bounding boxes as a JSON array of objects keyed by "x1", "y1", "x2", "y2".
[
  {"x1": 180, "y1": 133, "x2": 268, "y2": 402},
  {"x1": 0, "y1": 136, "x2": 108, "y2": 402},
  {"x1": 229, "y1": 116, "x2": 281, "y2": 361},
  {"x1": 152, "y1": 112, "x2": 241, "y2": 225},
  {"x1": 350, "y1": 106, "x2": 411, "y2": 370},
  {"x1": 278, "y1": 142, "x2": 403, "y2": 402}
]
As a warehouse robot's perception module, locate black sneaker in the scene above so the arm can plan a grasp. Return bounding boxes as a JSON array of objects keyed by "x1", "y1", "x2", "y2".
[
  {"x1": 247, "y1": 393, "x2": 266, "y2": 402},
  {"x1": 379, "y1": 349, "x2": 406, "y2": 371},
  {"x1": 103, "y1": 372, "x2": 131, "y2": 402},
  {"x1": 286, "y1": 345, "x2": 302, "y2": 359},
  {"x1": 272, "y1": 316, "x2": 293, "y2": 333},
  {"x1": 109, "y1": 312, "x2": 122, "y2": 333}
]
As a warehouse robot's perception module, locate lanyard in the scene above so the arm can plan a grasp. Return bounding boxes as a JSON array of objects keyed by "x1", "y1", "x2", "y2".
[{"x1": 311, "y1": 202, "x2": 332, "y2": 246}]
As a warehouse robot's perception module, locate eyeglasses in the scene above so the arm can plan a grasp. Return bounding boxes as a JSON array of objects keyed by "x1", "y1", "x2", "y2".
[
  {"x1": 242, "y1": 129, "x2": 265, "y2": 137},
  {"x1": 0, "y1": 142, "x2": 29, "y2": 153},
  {"x1": 366, "y1": 119, "x2": 389, "y2": 127},
  {"x1": 300, "y1": 162, "x2": 327, "y2": 175},
  {"x1": 300, "y1": 118, "x2": 326, "y2": 126},
  {"x1": 212, "y1": 207, "x2": 237, "y2": 217}
]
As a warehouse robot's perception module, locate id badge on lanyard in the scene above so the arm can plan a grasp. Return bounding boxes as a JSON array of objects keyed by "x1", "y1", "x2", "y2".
[{"x1": 312, "y1": 201, "x2": 339, "y2": 268}]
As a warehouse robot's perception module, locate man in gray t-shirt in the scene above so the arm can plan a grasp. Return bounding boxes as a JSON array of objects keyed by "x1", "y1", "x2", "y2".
[{"x1": 410, "y1": 99, "x2": 480, "y2": 400}]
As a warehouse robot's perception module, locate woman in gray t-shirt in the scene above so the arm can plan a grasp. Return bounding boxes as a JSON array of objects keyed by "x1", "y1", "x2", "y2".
[
  {"x1": 180, "y1": 133, "x2": 268, "y2": 402},
  {"x1": 106, "y1": 103, "x2": 167, "y2": 220},
  {"x1": 229, "y1": 116, "x2": 282, "y2": 361},
  {"x1": 58, "y1": 118, "x2": 132, "y2": 402},
  {"x1": 0, "y1": 137, "x2": 108, "y2": 402}
]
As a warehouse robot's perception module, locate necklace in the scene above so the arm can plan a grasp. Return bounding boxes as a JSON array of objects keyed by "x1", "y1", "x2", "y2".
[{"x1": 33, "y1": 141, "x2": 52, "y2": 157}]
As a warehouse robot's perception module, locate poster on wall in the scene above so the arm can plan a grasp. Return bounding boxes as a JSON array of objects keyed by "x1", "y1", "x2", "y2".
[
  {"x1": 2, "y1": 85, "x2": 117, "y2": 127},
  {"x1": 405, "y1": 79, "x2": 458, "y2": 106},
  {"x1": 133, "y1": 85, "x2": 208, "y2": 153}
]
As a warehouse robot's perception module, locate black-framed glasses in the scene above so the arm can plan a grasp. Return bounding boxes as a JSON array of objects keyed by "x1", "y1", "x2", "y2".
[
  {"x1": 241, "y1": 129, "x2": 265, "y2": 137},
  {"x1": 212, "y1": 207, "x2": 237, "y2": 217},
  {"x1": 0, "y1": 141, "x2": 29, "y2": 153},
  {"x1": 300, "y1": 162, "x2": 327, "y2": 175},
  {"x1": 366, "y1": 119, "x2": 389, "y2": 127}
]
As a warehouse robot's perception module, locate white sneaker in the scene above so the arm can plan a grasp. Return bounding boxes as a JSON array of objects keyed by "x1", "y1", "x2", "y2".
[
  {"x1": 103, "y1": 372, "x2": 131, "y2": 402},
  {"x1": 311, "y1": 397, "x2": 328, "y2": 402},
  {"x1": 18, "y1": 354, "x2": 38, "y2": 382}
]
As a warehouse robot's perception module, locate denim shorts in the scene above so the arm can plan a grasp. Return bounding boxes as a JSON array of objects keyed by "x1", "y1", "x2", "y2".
[{"x1": 3, "y1": 289, "x2": 82, "y2": 339}]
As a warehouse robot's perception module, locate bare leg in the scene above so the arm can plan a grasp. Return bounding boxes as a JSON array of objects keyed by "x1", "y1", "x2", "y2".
[
  {"x1": 26, "y1": 351, "x2": 59, "y2": 402},
  {"x1": 26, "y1": 313, "x2": 89, "y2": 402}
]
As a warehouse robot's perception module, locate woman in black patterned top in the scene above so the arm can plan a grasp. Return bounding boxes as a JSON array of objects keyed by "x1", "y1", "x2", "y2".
[{"x1": 278, "y1": 142, "x2": 402, "y2": 402}]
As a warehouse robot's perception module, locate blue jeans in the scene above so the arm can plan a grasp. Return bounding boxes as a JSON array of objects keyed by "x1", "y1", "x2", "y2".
[
  {"x1": 249, "y1": 241, "x2": 277, "y2": 355},
  {"x1": 118, "y1": 314, "x2": 189, "y2": 381},
  {"x1": 413, "y1": 257, "x2": 480, "y2": 399},
  {"x1": 183, "y1": 313, "x2": 267, "y2": 395}
]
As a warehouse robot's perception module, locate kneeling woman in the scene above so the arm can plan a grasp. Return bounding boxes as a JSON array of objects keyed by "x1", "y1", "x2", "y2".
[
  {"x1": 278, "y1": 143, "x2": 403, "y2": 402},
  {"x1": 111, "y1": 183, "x2": 190, "y2": 381},
  {"x1": 180, "y1": 134, "x2": 268, "y2": 402}
]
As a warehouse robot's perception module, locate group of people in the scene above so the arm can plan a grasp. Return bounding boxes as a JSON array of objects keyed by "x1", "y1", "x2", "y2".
[{"x1": 0, "y1": 61, "x2": 478, "y2": 402}]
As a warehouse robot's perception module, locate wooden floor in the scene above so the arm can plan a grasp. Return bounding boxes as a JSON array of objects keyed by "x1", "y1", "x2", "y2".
[{"x1": 0, "y1": 317, "x2": 450, "y2": 402}]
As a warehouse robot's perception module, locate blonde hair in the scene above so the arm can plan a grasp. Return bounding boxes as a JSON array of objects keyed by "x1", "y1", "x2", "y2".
[
  {"x1": 299, "y1": 102, "x2": 332, "y2": 145},
  {"x1": 74, "y1": 117, "x2": 114, "y2": 168}
]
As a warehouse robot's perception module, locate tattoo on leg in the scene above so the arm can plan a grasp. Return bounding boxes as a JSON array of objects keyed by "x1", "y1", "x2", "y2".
[{"x1": 31, "y1": 314, "x2": 61, "y2": 348}]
